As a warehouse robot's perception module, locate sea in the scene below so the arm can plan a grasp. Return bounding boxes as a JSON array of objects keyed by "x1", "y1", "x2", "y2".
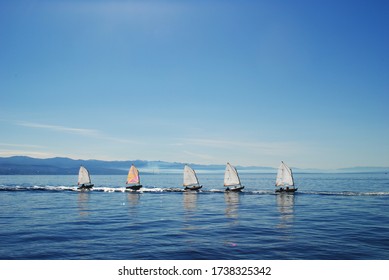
[{"x1": 1, "y1": 172, "x2": 389, "y2": 260}]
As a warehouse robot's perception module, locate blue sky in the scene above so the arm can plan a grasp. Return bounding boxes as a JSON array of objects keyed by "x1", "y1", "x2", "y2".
[{"x1": 1, "y1": 0, "x2": 388, "y2": 169}]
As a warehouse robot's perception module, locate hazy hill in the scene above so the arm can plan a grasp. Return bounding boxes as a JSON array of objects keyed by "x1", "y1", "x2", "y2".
[
  {"x1": 0, "y1": 156, "x2": 387, "y2": 175},
  {"x1": 0, "y1": 156, "x2": 165, "y2": 175},
  {"x1": 0, "y1": 156, "x2": 277, "y2": 175}
]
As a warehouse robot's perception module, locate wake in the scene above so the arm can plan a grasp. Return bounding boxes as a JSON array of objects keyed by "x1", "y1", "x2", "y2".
[{"x1": 1, "y1": 185, "x2": 389, "y2": 196}]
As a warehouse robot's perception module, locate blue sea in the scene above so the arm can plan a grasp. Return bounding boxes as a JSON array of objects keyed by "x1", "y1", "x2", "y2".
[{"x1": 1, "y1": 172, "x2": 389, "y2": 260}]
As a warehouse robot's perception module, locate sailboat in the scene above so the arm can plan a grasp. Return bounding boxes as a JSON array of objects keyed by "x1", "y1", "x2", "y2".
[
  {"x1": 183, "y1": 164, "x2": 202, "y2": 191},
  {"x1": 126, "y1": 164, "x2": 142, "y2": 191},
  {"x1": 77, "y1": 165, "x2": 94, "y2": 190},
  {"x1": 224, "y1": 162, "x2": 244, "y2": 192},
  {"x1": 275, "y1": 161, "x2": 297, "y2": 193}
]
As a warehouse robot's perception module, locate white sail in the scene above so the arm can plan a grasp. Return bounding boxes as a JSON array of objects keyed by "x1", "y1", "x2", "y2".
[
  {"x1": 183, "y1": 165, "x2": 199, "y2": 187},
  {"x1": 224, "y1": 163, "x2": 241, "y2": 187},
  {"x1": 78, "y1": 166, "x2": 91, "y2": 185},
  {"x1": 275, "y1": 161, "x2": 294, "y2": 187}
]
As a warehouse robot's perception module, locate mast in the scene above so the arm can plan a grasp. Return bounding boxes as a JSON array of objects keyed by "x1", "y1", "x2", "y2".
[{"x1": 290, "y1": 166, "x2": 295, "y2": 187}]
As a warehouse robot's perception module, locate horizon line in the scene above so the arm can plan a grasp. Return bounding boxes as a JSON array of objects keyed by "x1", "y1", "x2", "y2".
[{"x1": 1, "y1": 155, "x2": 389, "y2": 171}]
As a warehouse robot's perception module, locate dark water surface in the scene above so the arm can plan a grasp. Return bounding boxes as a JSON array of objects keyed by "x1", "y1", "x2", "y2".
[{"x1": 1, "y1": 173, "x2": 389, "y2": 259}]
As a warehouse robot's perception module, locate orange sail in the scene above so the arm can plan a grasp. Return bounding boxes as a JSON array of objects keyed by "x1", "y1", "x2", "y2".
[{"x1": 126, "y1": 164, "x2": 140, "y2": 185}]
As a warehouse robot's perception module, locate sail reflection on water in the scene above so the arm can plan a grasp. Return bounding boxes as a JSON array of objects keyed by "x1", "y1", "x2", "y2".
[
  {"x1": 126, "y1": 192, "x2": 140, "y2": 219},
  {"x1": 77, "y1": 192, "x2": 90, "y2": 217},
  {"x1": 224, "y1": 192, "x2": 240, "y2": 220},
  {"x1": 127, "y1": 192, "x2": 140, "y2": 206},
  {"x1": 276, "y1": 193, "x2": 295, "y2": 229},
  {"x1": 183, "y1": 191, "x2": 198, "y2": 211},
  {"x1": 182, "y1": 192, "x2": 199, "y2": 232}
]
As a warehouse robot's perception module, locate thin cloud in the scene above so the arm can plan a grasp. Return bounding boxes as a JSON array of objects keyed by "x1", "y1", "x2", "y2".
[
  {"x1": 182, "y1": 150, "x2": 215, "y2": 161},
  {"x1": 16, "y1": 121, "x2": 136, "y2": 144},
  {"x1": 174, "y1": 138, "x2": 305, "y2": 165},
  {"x1": 179, "y1": 138, "x2": 302, "y2": 155},
  {"x1": 0, "y1": 143, "x2": 44, "y2": 149},
  {"x1": 0, "y1": 150, "x2": 54, "y2": 158},
  {"x1": 17, "y1": 121, "x2": 100, "y2": 137}
]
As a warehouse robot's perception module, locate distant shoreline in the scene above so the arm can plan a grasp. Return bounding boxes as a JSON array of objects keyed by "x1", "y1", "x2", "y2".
[{"x1": 0, "y1": 156, "x2": 388, "y2": 175}]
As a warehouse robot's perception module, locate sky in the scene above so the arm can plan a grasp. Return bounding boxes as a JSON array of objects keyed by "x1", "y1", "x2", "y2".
[{"x1": 0, "y1": 0, "x2": 388, "y2": 169}]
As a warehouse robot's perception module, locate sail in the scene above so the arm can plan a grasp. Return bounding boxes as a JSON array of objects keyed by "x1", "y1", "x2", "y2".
[
  {"x1": 78, "y1": 166, "x2": 91, "y2": 185},
  {"x1": 126, "y1": 165, "x2": 140, "y2": 185},
  {"x1": 224, "y1": 163, "x2": 241, "y2": 187},
  {"x1": 275, "y1": 161, "x2": 294, "y2": 187},
  {"x1": 183, "y1": 165, "x2": 199, "y2": 187}
]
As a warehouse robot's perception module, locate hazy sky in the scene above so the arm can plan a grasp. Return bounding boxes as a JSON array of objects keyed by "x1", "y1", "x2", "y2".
[{"x1": 1, "y1": 0, "x2": 388, "y2": 169}]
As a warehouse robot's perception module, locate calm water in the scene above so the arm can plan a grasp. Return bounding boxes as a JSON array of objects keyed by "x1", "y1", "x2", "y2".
[{"x1": 0, "y1": 173, "x2": 389, "y2": 260}]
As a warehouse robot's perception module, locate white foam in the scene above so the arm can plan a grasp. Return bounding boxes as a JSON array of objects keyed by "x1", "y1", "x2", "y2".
[{"x1": 1, "y1": 185, "x2": 389, "y2": 196}]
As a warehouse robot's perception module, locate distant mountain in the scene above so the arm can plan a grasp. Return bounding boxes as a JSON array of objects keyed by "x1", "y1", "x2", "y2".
[
  {"x1": 0, "y1": 156, "x2": 176, "y2": 175},
  {"x1": 0, "y1": 156, "x2": 277, "y2": 175},
  {"x1": 0, "y1": 156, "x2": 387, "y2": 175},
  {"x1": 335, "y1": 166, "x2": 389, "y2": 173}
]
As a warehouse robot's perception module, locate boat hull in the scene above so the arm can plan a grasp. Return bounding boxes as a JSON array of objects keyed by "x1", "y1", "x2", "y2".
[
  {"x1": 225, "y1": 186, "x2": 244, "y2": 192},
  {"x1": 275, "y1": 187, "x2": 298, "y2": 193},
  {"x1": 126, "y1": 185, "x2": 142, "y2": 191},
  {"x1": 77, "y1": 184, "x2": 94, "y2": 190},
  {"x1": 184, "y1": 185, "x2": 202, "y2": 191}
]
